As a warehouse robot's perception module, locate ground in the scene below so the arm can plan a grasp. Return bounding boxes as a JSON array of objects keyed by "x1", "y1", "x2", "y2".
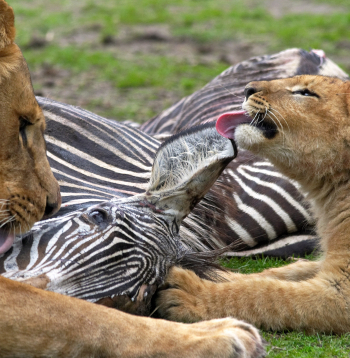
[{"x1": 12, "y1": 0, "x2": 350, "y2": 122}]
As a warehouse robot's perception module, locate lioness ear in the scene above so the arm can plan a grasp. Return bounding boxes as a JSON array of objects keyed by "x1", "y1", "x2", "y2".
[
  {"x1": 0, "y1": 0, "x2": 15, "y2": 50},
  {"x1": 146, "y1": 122, "x2": 237, "y2": 227}
]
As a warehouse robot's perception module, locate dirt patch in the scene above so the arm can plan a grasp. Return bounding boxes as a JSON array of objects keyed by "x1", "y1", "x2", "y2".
[
  {"x1": 258, "y1": 0, "x2": 345, "y2": 18},
  {"x1": 31, "y1": 24, "x2": 269, "y2": 122},
  {"x1": 28, "y1": 0, "x2": 349, "y2": 123}
]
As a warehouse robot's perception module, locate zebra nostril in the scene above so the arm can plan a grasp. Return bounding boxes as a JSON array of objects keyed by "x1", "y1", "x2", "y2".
[{"x1": 244, "y1": 87, "x2": 257, "y2": 100}]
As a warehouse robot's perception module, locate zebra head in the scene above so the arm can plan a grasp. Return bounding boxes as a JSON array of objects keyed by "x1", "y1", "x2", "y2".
[{"x1": 1, "y1": 123, "x2": 236, "y2": 315}]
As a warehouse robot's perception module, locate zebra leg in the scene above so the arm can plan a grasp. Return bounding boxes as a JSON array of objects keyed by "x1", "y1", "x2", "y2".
[
  {"x1": 0, "y1": 276, "x2": 265, "y2": 358},
  {"x1": 156, "y1": 264, "x2": 350, "y2": 334},
  {"x1": 221, "y1": 259, "x2": 321, "y2": 281}
]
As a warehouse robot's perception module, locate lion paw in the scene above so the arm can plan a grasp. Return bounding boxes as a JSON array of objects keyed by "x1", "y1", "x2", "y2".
[
  {"x1": 181, "y1": 318, "x2": 265, "y2": 358},
  {"x1": 156, "y1": 266, "x2": 219, "y2": 322}
]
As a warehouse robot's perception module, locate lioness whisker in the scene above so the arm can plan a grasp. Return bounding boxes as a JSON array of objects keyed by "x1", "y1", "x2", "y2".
[
  {"x1": 0, "y1": 215, "x2": 16, "y2": 228},
  {"x1": 267, "y1": 109, "x2": 284, "y2": 131},
  {"x1": 204, "y1": 83, "x2": 245, "y2": 100},
  {"x1": 269, "y1": 107, "x2": 290, "y2": 132},
  {"x1": 250, "y1": 110, "x2": 260, "y2": 126},
  {"x1": 268, "y1": 109, "x2": 287, "y2": 146}
]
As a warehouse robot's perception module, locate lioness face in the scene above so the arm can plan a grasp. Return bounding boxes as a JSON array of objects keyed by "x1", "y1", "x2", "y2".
[
  {"x1": 235, "y1": 75, "x2": 350, "y2": 181},
  {"x1": 0, "y1": 1, "x2": 61, "y2": 253}
]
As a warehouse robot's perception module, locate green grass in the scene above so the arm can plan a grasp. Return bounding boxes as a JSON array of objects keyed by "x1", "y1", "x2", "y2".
[
  {"x1": 11, "y1": 0, "x2": 350, "y2": 121},
  {"x1": 222, "y1": 256, "x2": 350, "y2": 357},
  {"x1": 264, "y1": 332, "x2": 350, "y2": 357},
  {"x1": 221, "y1": 255, "x2": 291, "y2": 273},
  {"x1": 13, "y1": 1, "x2": 350, "y2": 49}
]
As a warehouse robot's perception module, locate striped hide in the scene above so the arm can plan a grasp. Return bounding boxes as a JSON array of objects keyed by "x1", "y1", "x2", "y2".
[
  {"x1": 39, "y1": 89, "x2": 315, "y2": 257},
  {"x1": 141, "y1": 49, "x2": 348, "y2": 134},
  {"x1": 141, "y1": 48, "x2": 349, "y2": 257},
  {"x1": 39, "y1": 97, "x2": 229, "y2": 252},
  {"x1": 41, "y1": 98, "x2": 159, "y2": 215},
  {"x1": 0, "y1": 123, "x2": 235, "y2": 315}
]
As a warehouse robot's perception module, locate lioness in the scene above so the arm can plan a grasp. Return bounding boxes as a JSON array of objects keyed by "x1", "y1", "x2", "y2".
[
  {"x1": 0, "y1": 1, "x2": 60, "y2": 253},
  {"x1": 157, "y1": 75, "x2": 350, "y2": 334},
  {"x1": 0, "y1": 1, "x2": 264, "y2": 357}
]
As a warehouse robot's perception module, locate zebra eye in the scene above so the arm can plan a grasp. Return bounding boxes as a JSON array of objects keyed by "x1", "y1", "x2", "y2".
[{"x1": 89, "y1": 209, "x2": 108, "y2": 225}]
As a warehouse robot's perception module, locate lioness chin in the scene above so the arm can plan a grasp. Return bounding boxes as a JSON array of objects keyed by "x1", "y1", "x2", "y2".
[{"x1": 157, "y1": 75, "x2": 350, "y2": 334}]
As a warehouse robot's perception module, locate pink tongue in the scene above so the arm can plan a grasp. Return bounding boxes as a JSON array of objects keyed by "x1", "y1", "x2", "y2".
[
  {"x1": 0, "y1": 230, "x2": 15, "y2": 254},
  {"x1": 216, "y1": 111, "x2": 250, "y2": 140}
]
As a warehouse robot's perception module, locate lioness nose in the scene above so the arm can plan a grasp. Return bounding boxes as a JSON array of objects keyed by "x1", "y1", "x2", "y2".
[
  {"x1": 244, "y1": 87, "x2": 257, "y2": 100},
  {"x1": 42, "y1": 191, "x2": 61, "y2": 220}
]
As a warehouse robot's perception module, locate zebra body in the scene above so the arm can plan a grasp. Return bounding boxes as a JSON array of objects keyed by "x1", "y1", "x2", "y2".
[
  {"x1": 43, "y1": 100, "x2": 159, "y2": 214},
  {"x1": 41, "y1": 93, "x2": 315, "y2": 256},
  {"x1": 1, "y1": 48, "x2": 348, "y2": 312},
  {"x1": 15, "y1": 49, "x2": 350, "y2": 257},
  {"x1": 1, "y1": 123, "x2": 235, "y2": 314}
]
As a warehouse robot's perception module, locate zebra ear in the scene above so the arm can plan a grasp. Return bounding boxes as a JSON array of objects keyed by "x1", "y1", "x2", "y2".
[{"x1": 146, "y1": 122, "x2": 237, "y2": 226}]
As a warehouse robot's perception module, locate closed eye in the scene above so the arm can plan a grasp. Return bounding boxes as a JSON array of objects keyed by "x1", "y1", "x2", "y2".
[
  {"x1": 19, "y1": 116, "x2": 32, "y2": 129},
  {"x1": 19, "y1": 116, "x2": 32, "y2": 146},
  {"x1": 292, "y1": 89, "x2": 319, "y2": 98}
]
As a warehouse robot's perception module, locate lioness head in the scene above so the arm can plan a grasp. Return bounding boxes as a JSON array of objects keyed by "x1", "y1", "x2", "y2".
[
  {"x1": 217, "y1": 75, "x2": 350, "y2": 185},
  {"x1": 0, "y1": 1, "x2": 61, "y2": 253}
]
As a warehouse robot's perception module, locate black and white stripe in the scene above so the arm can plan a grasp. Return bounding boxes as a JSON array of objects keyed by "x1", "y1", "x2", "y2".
[
  {"x1": 2, "y1": 203, "x2": 182, "y2": 301},
  {"x1": 1, "y1": 48, "x2": 349, "y2": 309},
  {"x1": 0, "y1": 123, "x2": 235, "y2": 311},
  {"x1": 41, "y1": 49, "x2": 347, "y2": 257},
  {"x1": 42, "y1": 99, "x2": 159, "y2": 215}
]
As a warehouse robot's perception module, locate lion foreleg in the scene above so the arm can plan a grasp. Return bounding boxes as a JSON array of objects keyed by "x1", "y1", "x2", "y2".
[
  {"x1": 157, "y1": 266, "x2": 350, "y2": 334},
  {"x1": 0, "y1": 276, "x2": 265, "y2": 358}
]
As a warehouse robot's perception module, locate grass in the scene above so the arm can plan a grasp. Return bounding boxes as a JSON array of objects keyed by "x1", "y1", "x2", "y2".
[
  {"x1": 11, "y1": 0, "x2": 350, "y2": 121},
  {"x1": 10, "y1": 0, "x2": 350, "y2": 355},
  {"x1": 222, "y1": 256, "x2": 350, "y2": 357},
  {"x1": 264, "y1": 332, "x2": 350, "y2": 357}
]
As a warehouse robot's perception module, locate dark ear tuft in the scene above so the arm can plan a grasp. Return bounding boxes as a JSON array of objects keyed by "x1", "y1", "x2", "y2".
[{"x1": 0, "y1": 1, "x2": 15, "y2": 50}]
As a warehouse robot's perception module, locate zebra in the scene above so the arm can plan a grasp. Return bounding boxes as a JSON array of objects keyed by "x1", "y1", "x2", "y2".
[
  {"x1": 0, "y1": 122, "x2": 235, "y2": 315},
  {"x1": 0, "y1": 48, "x2": 348, "y2": 312},
  {"x1": 34, "y1": 49, "x2": 349, "y2": 258}
]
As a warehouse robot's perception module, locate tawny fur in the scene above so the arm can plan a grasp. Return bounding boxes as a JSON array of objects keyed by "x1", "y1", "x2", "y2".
[
  {"x1": 157, "y1": 75, "x2": 350, "y2": 334},
  {"x1": 0, "y1": 1, "x2": 60, "y2": 234},
  {"x1": 0, "y1": 1, "x2": 264, "y2": 356}
]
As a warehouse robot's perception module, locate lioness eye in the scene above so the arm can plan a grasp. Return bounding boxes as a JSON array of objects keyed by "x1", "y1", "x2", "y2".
[
  {"x1": 19, "y1": 116, "x2": 32, "y2": 130},
  {"x1": 19, "y1": 116, "x2": 32, "y2": 145},
  {"x1": 292, "y1": 89, "x2": 319, "y2": 97}
]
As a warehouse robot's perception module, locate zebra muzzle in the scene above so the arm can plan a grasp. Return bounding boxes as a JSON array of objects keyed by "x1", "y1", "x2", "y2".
[{"x1": 96, "y1": 284, "x2": 157, "y2": 316}]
